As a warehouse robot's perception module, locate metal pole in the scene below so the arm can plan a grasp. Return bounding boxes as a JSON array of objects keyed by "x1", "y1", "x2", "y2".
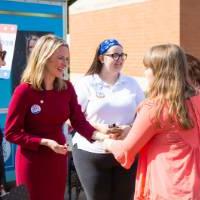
[{"x1": 63, "y1": 0, "x2": 68, "y2": 40}]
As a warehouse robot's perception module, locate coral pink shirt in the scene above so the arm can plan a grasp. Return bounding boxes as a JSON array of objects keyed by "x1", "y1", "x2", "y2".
[{"x1": 107, "y1": 95, "x2": 200, "y2": 200}]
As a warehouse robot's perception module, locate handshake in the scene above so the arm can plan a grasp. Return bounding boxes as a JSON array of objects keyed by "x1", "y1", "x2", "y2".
[
  {"x1": 92, "y1": 123, "x2": 132, "y2": 141},
  {"x1": 40, "y1": 123, "x2": 132, "y2": 155}
]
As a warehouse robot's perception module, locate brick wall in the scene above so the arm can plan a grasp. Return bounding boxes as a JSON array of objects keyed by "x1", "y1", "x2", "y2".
[
  {"x1": 69, "y1": 0, "x2": 180, "y2": 77},
  {"x1": 180, "y1": 0, "x2": 200, "y2": 59}
]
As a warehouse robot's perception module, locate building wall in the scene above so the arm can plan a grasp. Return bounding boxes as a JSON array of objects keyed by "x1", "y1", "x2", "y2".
[
  {"x1": 69, "y1": 0, "x2": 180, "y2": 77},
  {"x1": 180, "y1": 0, "x2": 200, "y2": 58}
]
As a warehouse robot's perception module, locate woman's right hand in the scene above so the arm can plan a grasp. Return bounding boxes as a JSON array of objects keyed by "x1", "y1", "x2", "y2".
[
  {"x1": 107, "y1": 124, "x2": 124, "y2": 139},
  {"x1": 90, "y1": 122, "x2": 124, "y2": 140},
  {"x1": 94, "y1": 124, "x2": 122, "y2": 135},
  {"x1": 91, "y1": 131, "x2": 110, "y2": 141},
  {"x1": 40, "y1": 139, "x2": 68, "y2": 155}
]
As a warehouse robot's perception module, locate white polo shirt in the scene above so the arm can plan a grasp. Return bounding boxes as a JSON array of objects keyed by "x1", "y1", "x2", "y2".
[{"x1": 72, "y1": 73, "x2": 145, "y2": 153}]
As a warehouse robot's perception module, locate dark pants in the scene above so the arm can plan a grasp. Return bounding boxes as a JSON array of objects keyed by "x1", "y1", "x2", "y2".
[{"x1": 72, "y1": 145, "x2": 137, "y2": 200}]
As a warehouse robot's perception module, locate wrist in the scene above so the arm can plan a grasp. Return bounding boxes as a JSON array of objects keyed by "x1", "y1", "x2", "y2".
[
  {"x1": 92, "y1": 130, "x2": 109, "y2": 141},
  {"x1": 40, "y1": 138, "x2": 50, "y2": 146},
  {"x1": 99, "y1": 124, "x2": 109, "y2": 134},
  {"x1": 90, "y1": 122, "x2": 108, "y2": 134}
]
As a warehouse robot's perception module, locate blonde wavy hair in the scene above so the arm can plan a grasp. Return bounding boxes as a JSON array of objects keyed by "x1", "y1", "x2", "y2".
[
  {"x1": 143, "y1": 44, "x2": 195, "y2": 129},
  {"x1": 21, "y1": 34, "x2": 68, "y2": 91}
]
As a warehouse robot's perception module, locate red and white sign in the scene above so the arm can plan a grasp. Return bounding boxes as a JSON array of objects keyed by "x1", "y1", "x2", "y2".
[{"x1": 0, "y1": 24, "x2": 17, "y2": 79}]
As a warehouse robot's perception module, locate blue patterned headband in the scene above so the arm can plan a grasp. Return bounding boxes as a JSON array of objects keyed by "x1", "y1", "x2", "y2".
[{"x1": 98, "y1": 39, "x2": 121, "y2": 55}]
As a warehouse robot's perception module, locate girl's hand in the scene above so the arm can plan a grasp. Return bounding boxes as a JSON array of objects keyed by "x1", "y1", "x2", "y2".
[
  {"x1": 116, "y1": 125, "x2": 132, "y2": 140},
  {"x1": 107, "y1": 128, "x2": 123, "y2": 139},
  {"x1": 90, "y1": 123, "x2": 122, "y2": 135}
]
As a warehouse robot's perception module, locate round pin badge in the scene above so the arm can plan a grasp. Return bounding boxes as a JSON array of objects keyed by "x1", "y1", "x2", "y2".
[{"x1": 31, "y1": 104, "x2": 41, "y2": 114}]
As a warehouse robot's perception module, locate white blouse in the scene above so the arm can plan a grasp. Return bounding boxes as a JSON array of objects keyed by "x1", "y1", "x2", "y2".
[{"x1": 72, "y1": 74, "x2": 145, "y2": 153}]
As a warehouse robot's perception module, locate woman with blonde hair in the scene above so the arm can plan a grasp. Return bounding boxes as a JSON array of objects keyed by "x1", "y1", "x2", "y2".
[
  {"x1": 104, "y1": 44, "x2": 200, "y2": 199},
  {"x1": 5, "y1": 34, "x2": 109, "y2": 200}
]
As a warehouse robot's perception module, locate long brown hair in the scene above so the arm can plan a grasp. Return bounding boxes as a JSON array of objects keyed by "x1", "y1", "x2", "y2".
[
  {"x1": 143, "y1": 44, "x2": 195, "y2": 129},
  {"x1": 86, "y1": 47, "x2": 103, "y2": 75}
]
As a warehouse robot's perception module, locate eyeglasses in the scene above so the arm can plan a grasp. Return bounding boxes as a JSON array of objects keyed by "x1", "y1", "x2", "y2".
[
  {"x1": 0, "y1": 50, "x2": 6, "y2": 61},
  {"x1": 104, "y1": 53, "x2": 127, "y2": 61}
]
